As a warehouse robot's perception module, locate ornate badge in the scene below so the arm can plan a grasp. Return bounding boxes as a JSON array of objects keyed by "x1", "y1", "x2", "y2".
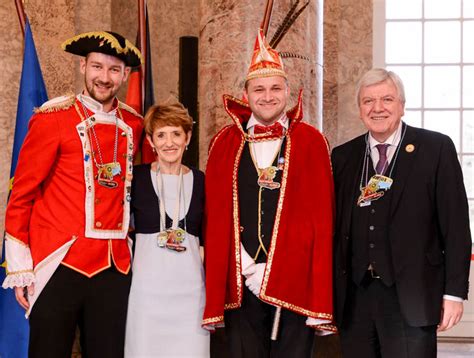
[
  {"x1": 156, "y1": 228, "x2": 187, "y2": 252},
  {"x1": 257, "y1": 166, "x2": 281, "y2": 190},
  {"x1": 357, "y1": 174, "x2": 393, "y2": 207}
]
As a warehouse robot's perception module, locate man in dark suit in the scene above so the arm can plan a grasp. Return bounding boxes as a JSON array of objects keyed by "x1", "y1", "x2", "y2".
[{"x1": 332, "y1": 68, "x2": 472, "y2": 358}]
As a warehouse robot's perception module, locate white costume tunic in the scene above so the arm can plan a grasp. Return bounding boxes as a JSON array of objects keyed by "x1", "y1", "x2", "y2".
[{"x1": 125, "y1": 164, "x2": 209, "y2": 357}]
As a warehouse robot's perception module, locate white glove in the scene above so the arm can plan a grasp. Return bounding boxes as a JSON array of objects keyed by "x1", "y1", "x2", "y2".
[
  {"x1": 240, "y1": 243, "x2": 266, "y2": 296},
  {"x1": 240, "y1": 243, "x2": 256, "y2": 276},
  {"x1": 245, "y1": 263, "x2": 266, "y2": 296}
]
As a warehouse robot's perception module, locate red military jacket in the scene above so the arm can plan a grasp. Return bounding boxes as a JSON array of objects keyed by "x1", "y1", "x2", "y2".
[
  {"x1": 203, "y1": 93, "x2": 335, "y2": 332},
  {"x1": 5, "y1": 94, "x2": 143, "y2": 277}
]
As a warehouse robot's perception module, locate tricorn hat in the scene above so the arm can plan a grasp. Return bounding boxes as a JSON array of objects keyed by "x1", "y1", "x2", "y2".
[
  {"x1": 246, "y1": 29, "x2": 287, "y2": 81},
  {"x1": 61, "y1": 31, "x2": 143, "y2": 67}
]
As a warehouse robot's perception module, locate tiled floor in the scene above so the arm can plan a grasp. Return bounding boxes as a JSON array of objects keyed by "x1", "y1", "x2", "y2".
[{"x1": 438, "y1": 342, "x2": 474, "y2": 357}]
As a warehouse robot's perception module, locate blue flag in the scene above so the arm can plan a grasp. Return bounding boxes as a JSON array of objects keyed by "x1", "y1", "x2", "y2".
[{"x1": 0, "y1": 19, "x2": 48, "y2": 358}]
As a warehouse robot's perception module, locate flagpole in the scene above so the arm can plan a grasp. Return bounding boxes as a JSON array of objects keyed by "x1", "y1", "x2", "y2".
[
  {"x1": 14, "y1": 0, "x2": 26, "y2": 37},
  {"x1": 138, "y1": 0, "x2": 146, "y2": 113}
]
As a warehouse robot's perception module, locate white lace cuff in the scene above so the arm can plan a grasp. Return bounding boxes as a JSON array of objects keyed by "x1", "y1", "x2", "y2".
[
  {"x1": 2, "y1": 271, "x2": 35, "y2": 289},
  {"x1": 2, "y1": 234, "x2": 36, "y2": 288}
]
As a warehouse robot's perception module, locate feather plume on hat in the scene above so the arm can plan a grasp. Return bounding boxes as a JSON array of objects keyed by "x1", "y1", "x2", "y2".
[{"x1": 246, "y1": 0, "x2": 310, "y2": 82}]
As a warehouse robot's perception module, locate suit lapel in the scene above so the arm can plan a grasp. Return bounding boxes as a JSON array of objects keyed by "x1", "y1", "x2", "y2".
[
  {"x1": 340, "y1": 136, "x2": 366, "y2": 235},
  {"x1": 389, "y1": 124, "x2": 419, "y2": 216}
]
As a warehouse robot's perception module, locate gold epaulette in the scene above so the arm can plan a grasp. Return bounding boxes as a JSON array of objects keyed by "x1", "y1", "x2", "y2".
[
  {"x1": 34, "y1": 94, "x2": 76, "y2": 114},
  {"x1": 118, "y1": 101, "x2": 142, "y2": 118}
]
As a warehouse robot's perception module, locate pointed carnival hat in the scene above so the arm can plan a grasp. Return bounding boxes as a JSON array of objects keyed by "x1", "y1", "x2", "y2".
[
  {"x1": 61, "y1": 31, "x2": 143, "y2": 67},
  {"x1": 246, "y1": 29, "x2": 287, "y2": 81}
]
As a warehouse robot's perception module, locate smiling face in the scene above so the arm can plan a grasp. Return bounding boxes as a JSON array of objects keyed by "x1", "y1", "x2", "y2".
[
  {"x1": 147, "y1": 125, "x2": 191, "y2": 168},
  {"x1": 244, "y1": 76, "x2": 289, "y2": 126},
  {"x1": 359, "y1": 79, "x2": 405, "y2": 142},
  {"x1": 80, "y1": 52, "x2": 130, "y2": 112}
]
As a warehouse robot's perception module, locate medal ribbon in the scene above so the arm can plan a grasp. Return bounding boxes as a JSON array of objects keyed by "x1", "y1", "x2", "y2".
[
  {"x1": 249, "y1": 139, "x2": 285, "y2": 260},
  {"x1": 156, "y1": 165, "x2": 185, "y2": 232},
  {"x1": 358, "y1": 125, "x2": 407, "y2": 206}
]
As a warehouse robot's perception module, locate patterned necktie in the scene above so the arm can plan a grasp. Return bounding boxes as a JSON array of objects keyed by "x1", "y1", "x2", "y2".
[
  {"x1": 375, "y1": 144, "x2": 390, "y2": 175},
  {"x1": 253, "y1": 122, "x2": 284, "y2": 139}
]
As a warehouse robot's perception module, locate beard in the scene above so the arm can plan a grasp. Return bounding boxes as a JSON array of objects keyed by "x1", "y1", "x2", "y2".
[{"x1": 85, "y1": 80, "x2": 117, "y2": 105}]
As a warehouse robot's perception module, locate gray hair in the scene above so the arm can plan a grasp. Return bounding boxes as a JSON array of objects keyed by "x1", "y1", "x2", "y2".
[{"x1": 355, "y1": 68, "x2": 406, "y2": 106}]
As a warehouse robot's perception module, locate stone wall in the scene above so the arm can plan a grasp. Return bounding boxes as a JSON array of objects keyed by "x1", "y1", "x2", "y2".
[{"x1": 323, "y1": 0, "x2": 373, "y2": 148}]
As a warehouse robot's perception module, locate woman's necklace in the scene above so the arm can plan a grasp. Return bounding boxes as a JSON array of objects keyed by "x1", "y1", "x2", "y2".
[{"x1": 155, "y1": 164, "x2": 188, "y2": 252}]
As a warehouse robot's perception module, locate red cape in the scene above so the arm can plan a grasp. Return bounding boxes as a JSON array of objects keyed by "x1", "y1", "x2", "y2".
[{"x1": 203, "y1": 93, "x2": 335, "y2": 331}]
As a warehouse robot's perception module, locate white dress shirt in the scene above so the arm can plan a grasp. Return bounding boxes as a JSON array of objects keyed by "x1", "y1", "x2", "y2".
[{"x1": 246, "y1": 113, "x2": 289, "y2": 168}]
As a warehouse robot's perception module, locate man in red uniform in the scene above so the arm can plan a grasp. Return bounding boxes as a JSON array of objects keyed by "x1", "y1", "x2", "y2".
[
  {"x1": 203, "y1": 30, "x2": 335, "y2": 357},
  {"x1": 2, "y1": 31, "x2": 143, "y2": 358}
]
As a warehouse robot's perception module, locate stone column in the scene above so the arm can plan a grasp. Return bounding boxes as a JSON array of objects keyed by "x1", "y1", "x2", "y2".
[
  {"x1": 323, "y1": 0, "x2": 373, "y2": 148},
  {"x1": 198, "y1": 0, "x2": 321, "y2": 169}
]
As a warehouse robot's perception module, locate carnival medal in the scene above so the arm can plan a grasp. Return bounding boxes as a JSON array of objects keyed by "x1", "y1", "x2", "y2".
[
  {"x1": 97, "y1": 162, "x2": 121, "y2": 188},
  {"x1": 156, "y1": 231, "x2": 168, "y2": 247},
  {"x1": 357, "y1": 174, "x2": 393, "y2": 207},
  {"x1": 257, "y1": 166, "x2": 281, "y2": 190},
  {"x1": 155, "y1": 165, "x2": 188, "y2": 253},
  {"x1": 165, "y1": 228, "x2": 187, "y2": 252}
]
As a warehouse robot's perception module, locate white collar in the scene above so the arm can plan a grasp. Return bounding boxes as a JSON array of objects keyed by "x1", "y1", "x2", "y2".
[
  {"x1": 368, "y1": 121, "x2": 403, "y2": 149},
  {"x1": 246, "y1": 112, "x2": 289, "y2": 130},
  {"x1": 77, "y1": 93, "x2": 117, "y2": 115}
]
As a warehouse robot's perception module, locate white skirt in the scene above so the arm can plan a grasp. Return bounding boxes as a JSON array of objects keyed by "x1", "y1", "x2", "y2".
[{"x1": 125, "y1": 232, "x2": 209, "y2": 358}]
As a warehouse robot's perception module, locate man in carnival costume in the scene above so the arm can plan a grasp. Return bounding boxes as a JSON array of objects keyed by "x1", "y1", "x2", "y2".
[
  {"x1": 332, "y1": 68, "x2": 471, "y2": 357},
  {"x1": 203, "y1": 29, "x2": 335, "y2": 357},
  {"x1": 2, "y1": 31, "x2": 143, "y2": 357}
]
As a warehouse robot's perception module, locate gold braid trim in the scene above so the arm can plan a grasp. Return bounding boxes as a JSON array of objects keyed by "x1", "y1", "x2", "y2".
[
  {"x1": 299, "y1": 122, "x2": 333, "y2": 174},
  {"x1": 118, "y1": 101, "x2": 142, "y2": 118},
  {"x1": 202, "y1": 315, "x2": 224, "y2": 325},
  {"x1": 208, "y1": 125, "x2": 233, "y2": 157},
  {"x1": 231, "y1": 138, "x2": 246, "y2": 308},
  {"x1": 34, "y1": 94, "x2": 75, "y2": 113},
  {"x1": 61, "y1": 31, "x2": 143, "y2": 64},
  {"x1": 224, "y1": 302, "x2": 240, "y2": 309},
  {"x1": 314, "y1": 324, "x2": 338, "y2": 333},
  {"x1": 6, "y1": 268, "x2": 33, "y2": 276}
]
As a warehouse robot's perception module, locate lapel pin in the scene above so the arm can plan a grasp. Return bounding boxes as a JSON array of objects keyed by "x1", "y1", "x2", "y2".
[{"x1": 405, "y1": 144, "x2": 415, "y2": 153}]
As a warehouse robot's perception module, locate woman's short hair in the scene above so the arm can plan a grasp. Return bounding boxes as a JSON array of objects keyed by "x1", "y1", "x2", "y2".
[
  {"x1": 143, "y1": 101, "x2": 193, "y2": 136},
  {"x1": 355, "y1": 68, "x2": 406, "y2": 106}
]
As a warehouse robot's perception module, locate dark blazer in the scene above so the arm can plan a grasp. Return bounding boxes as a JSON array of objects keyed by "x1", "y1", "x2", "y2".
[{"x1": 331, "y1": 124, "x2": 472, "y2": 327}]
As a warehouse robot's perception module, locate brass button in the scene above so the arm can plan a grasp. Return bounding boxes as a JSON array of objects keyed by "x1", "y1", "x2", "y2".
[
  {"x1": 95, "y1": 198, "x2": 101, "y2": 205},
  {"x1": 117, "y1": 223, "x2": 122, "y2": 228},
  {"x1": 122, "y1": 153, "x2": 127, "y2": 158},
  {"x1": 95, "y1": 221, "x2": 102, "y2": 228}
]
